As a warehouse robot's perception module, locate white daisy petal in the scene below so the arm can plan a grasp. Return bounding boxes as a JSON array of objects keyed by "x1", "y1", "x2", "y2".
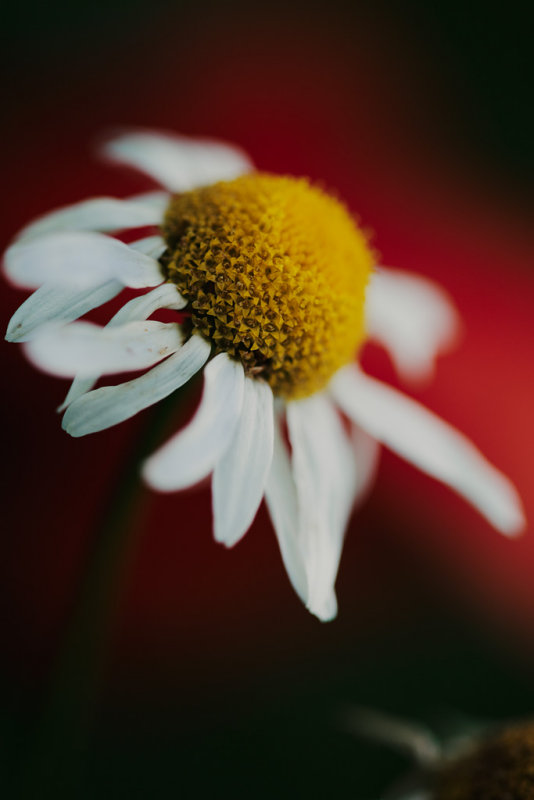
[
  {"x1": 58, "y1": 282, "x2": 186, "y2": 410},
  {"x1": 287, "y1": 394, "x2": 358, "y2": 621},
  {"x1": 62, "y1": 335, "x2": 210, "y2": 437},
  {"x1": 142, "y1": 353, "x2": 244, "y2": 492},
  {"x1": 102, "y1": 131, "x2": 253, "y2": 192},
  {"x1": 24, "y1": 320, "x2": 183, "y2": 378},
  {"x1": 366, "y1": 267, "x2": 459, "y2": 383},
  {"x1": 264, "y1": 417, "x2": 308, "y2": 605},
  {"x1": 4, "y1": 232, "x2": 163, "y2": 290},
  {"x1": 5, "y1": 279, "x2": 123, "y2": 342},
  {"x1": 128, "y1": 234, "x2": 167, "y2": 259},
  {"x1": 109, "y1": 281, "x2": 186, "y2": 323},
  {"x1": 127, "y1": 190, "x2": 171, "y2": 213},
  {"x1": 14, "y1": 194, "x2": 169, "y2": 243},
  {"x1": 350, "y1": 425, "x2": 381, "y2": 510},
  {"x1": 331, "y1": 366, "x2": 526, "y2": 537},
  {"x1": 212, "y1": 377, "x2": 274, "y2": 547}
]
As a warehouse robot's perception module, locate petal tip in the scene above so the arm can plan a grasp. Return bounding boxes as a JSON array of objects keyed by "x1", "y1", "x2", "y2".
[
  {"x1": 497, "y1": 503, "x2": 527, "y2": 539},
  {"x1": 141, "y1": 454, "x2": 172, "y2": 493},
  {"x1": 212, "y1": 515, "x2": 249, "y2": 549},
  {"x1": 5, "y1": 325, "x2": 20, "y2": 343},
  {"x1": 60, "y1": 405, "x2": 82, "y2": 438},
  {"x1": 140, "y1": 456, "x2": 158, "y2": 488},
  {"x1": 486, "y1": 474, "x2": 527, "y2": 539},
  {"x1": 213, "y1": 529, "x2": 242, "y2": 549},
  {"x1": 61, "y1": 421, "x2": 78, "y2": 439},
  {"x1": 308, "y1": 592, "x2": 338, "y2": 623}
]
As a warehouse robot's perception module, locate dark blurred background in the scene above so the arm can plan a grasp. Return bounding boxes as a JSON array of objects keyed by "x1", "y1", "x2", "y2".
[{"x1": 2, "y1": 1, "x2": 534, "y2": 797}]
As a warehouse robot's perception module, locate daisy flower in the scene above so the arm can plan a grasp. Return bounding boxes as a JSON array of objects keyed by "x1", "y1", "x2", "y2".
[
  {"x1": 347, "y1": 707, "x2": 534, "y2": 800},
  {"x1": 3, "y1": 131, "x2": 525, "y2": 621}
]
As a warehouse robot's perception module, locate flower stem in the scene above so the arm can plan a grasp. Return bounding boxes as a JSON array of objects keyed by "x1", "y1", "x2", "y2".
[{"x1": 19, "y1": 385, "x2": 194, "y2": 799}]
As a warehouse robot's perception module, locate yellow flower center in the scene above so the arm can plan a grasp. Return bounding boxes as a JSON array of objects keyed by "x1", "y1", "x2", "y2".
[
  {"x1": 161, "y1": 173, "x2": 373, "y2": 399},
  {"x1": 435, "y1": 723, "x2": 534, "y2": 800}
]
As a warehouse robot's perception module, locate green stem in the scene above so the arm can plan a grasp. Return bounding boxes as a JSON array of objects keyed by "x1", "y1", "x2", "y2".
[{"x1": 19, "y1": 386, "x2": 193, "y2": 799}]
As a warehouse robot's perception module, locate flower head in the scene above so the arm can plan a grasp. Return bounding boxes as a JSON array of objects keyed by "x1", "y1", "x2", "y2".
[
  {"x1": 162, "y1": 173, "x2": 372, "y2": 398},
  {"x1": 433, "y1": 721, "x2": 534, "y2": 800},
  {"x1": 3, "y1": 130, "x2": 526, "y2": 620},
  {"x1": 349, "y1": 709, "x2": 534, "y2": 800}
]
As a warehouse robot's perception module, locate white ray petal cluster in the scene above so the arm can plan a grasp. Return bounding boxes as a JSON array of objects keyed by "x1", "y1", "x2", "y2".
[
  {"x1": 63, "y1": 335, "x2": 211, "y2": 437},
  {"x1": 58, "y1": 282, "x2": 187, "y2": 410},
  {"x1": 143, "y1": 353, "x2": 245, "y2": 491},
  {"x1": 3, "y1": 128, "x2": 526, "y2": 622}
]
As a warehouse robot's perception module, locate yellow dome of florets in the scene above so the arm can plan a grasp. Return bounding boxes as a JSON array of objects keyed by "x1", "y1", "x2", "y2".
[
  {"x1": 435, "y1": 723, "x2": 534, "y2": 800},
  {"x1": 161, "y1": 173, "x2": 373, "y2": 399}
]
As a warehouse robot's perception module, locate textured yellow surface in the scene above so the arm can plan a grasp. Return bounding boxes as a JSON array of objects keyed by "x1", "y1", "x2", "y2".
[
  {"x1": 162, "y1": 173, "x2": 373, "y2": 399},
  {"x1": 435, "y1": 723, "x2": 534, "y2": 800}
]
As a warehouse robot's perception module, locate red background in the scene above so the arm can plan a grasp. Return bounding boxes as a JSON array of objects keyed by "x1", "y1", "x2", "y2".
[{"x1": 2, "y1": 2, "x2": 533, "y2": 797}]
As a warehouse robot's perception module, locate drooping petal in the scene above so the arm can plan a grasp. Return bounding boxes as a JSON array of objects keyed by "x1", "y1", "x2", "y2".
[
  {"x1": 24, "y1": 320, "x2": 183, "y2": 378},
  {"x1": 102, "y1": 131, "x2": 253, "y2": 192},
  {"x1": 264, "y1": 416, "x2": 308, "y2": 606},
  {"x1": 287, "y1": 393, "x2": 358, "y2": 621},
  {"x1": 142, "y1": 353, "x2": 244, "y2": 491},
  {"x1": 14, "y1": 193, "x2": 169, "y2": 243},
  {"x1": 212, "y1": 377, "x2": 274, "y2": 547},
  {"x1": 4, "y1": 232, "x2": 163, "y2": 290},
  {"x1": 331, "y1": 365, "x2": 526, "y2": 537},
  {"x1": 62, "y1": 335, "x2": 210, "y2": 436},
  {"x1": 5, "y1": 280, "x2": 123, "y2": 342},
  {"x1": 58, "y1": 282, "x2": 186, "y2": 410},
  {"x1": 365, "y1": 267, "x2": 459, "y2": 383}
]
